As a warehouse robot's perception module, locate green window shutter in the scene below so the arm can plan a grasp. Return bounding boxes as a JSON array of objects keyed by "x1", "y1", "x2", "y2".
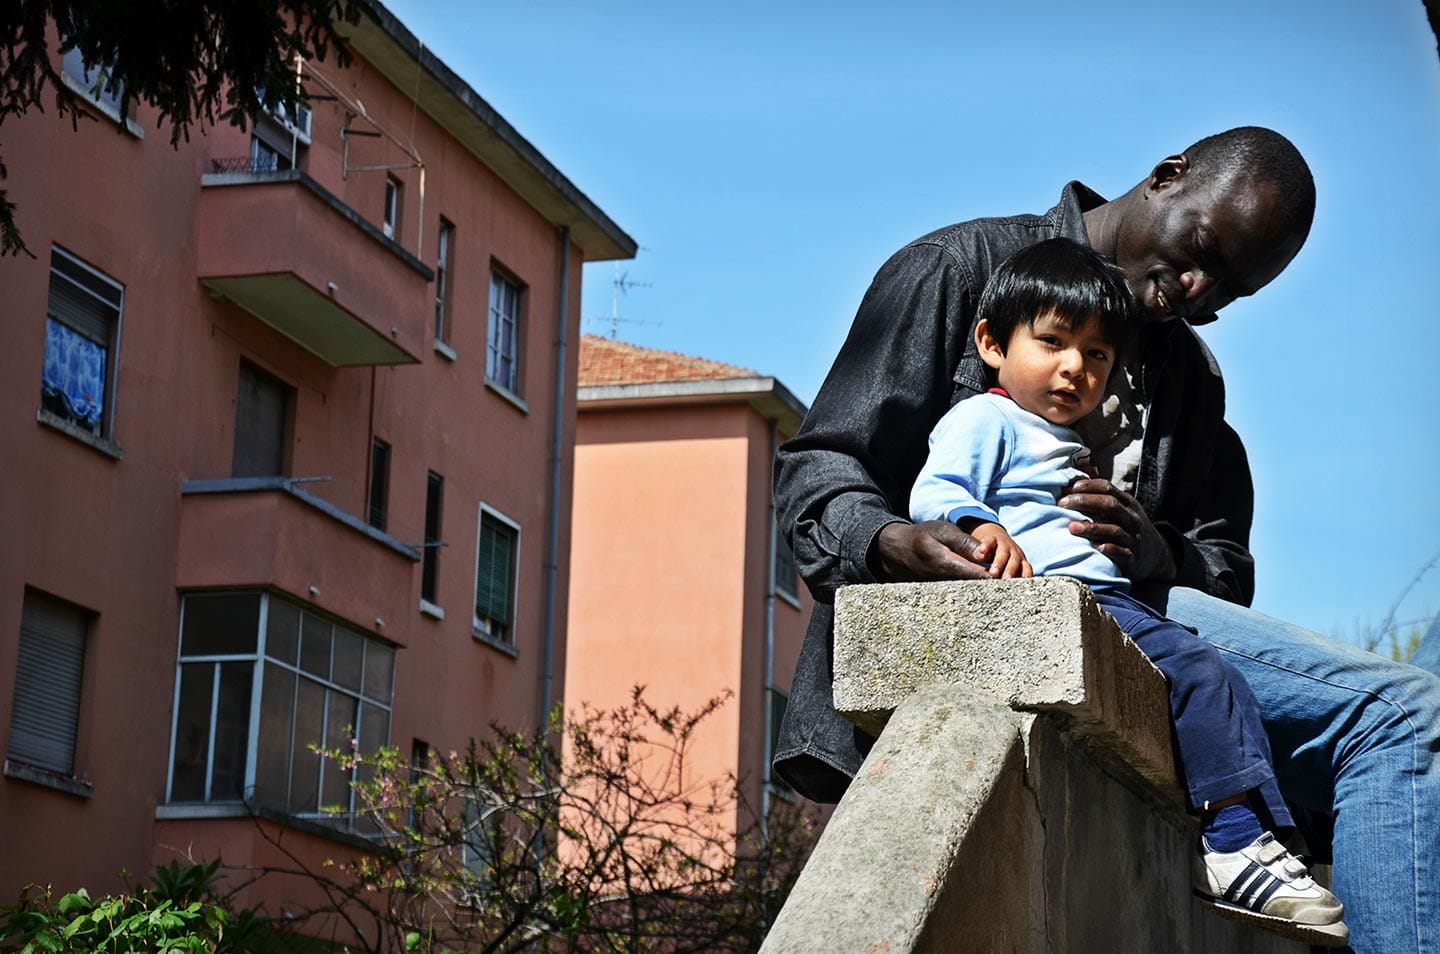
[{"x1": 474, "y1": 516, "x2": 515, "y2": 625}]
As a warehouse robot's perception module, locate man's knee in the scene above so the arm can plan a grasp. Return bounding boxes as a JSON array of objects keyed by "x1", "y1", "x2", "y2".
[{"x1": 1371, "y1": 664, "x2": 1440, "y2": 751}]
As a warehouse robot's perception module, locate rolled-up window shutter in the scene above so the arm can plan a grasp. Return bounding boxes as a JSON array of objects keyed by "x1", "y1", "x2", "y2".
[
  {"x1": 474, "y1": 516, "x2": 514, "y2": 626},
  {"x1": 9, "y1": 593, "x2": 88, "y2": 775},
  {"x1": 48, "y1": 279, "x2": 113, "y2": 345}
]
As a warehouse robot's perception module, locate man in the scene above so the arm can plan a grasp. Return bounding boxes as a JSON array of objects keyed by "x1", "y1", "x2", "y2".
[{"x1": 773, "y1": 127, "x2": 1439, "y2": 954}]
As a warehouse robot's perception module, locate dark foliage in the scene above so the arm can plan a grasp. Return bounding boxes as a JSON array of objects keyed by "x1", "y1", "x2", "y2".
[{"x1": 0, "y1": 0, "x2": 360, "y2": 255}]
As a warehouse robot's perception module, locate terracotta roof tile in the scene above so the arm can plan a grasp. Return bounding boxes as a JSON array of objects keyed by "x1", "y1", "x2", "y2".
[{"x1": 577, "y1": 334, "x2": 758, "y2": 387}]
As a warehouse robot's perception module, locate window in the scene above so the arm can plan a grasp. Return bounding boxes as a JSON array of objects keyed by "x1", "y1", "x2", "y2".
[
  {"x1": 41, "y1": 247, "x2": 123, "y2": 439},
  {"x1": 167, "y1": 592, "x2": 395, "y2": 829},
  {"x1": 232, "y1": 360, "x2": 292, "y2": 478},
  {"x1": 248, "y1": 133, "x2": 292, "y2": 173},
  {"x1": 474, "y1": 508, "x2": 519, "y2": 645},
  {"x1": 773, "y1": 521, "x2": 799, "y2": 601},
  {"x1": 368, "y1": 438, "x2": 391, "y2": 532},
  {"x1": 247, "y1": 91, "x2": 310, "y2": 173},
  {"x1": 486, "y1": 271, "x2": 522, "y2": 393},
  {"x1": 461, "y1": 797, "x2": 496, "y2": 894},
  {"x1": 383, "y1": 178, "x2": 401, "y2": 240},
  {"x1": 62, "y1": 46, "x2": 124, "y2": 116},
  {"x1": 8, "y1": 591, "x2": 89, "y2": 777},
  {"x1": 434, "y1": 220, "x2": 454, "y2": 345},
  {"x1": 422, "y1": 472, "x2": 444, "y2": 605},
  {"x1": 408, "y1": 739, "x2": 431, "y2": 831},
  {"x1": 262, "y1": 94, "x2": 312, "y2": 142}
]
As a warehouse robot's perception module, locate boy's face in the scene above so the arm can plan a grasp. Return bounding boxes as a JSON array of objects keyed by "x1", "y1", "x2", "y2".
[{"x1": 975, "y1": 311, "x2": 1116, "y2": 427}]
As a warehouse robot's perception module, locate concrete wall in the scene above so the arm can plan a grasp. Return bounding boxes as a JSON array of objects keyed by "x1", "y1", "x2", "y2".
[{"x1": 763, "y1": 579, "x2": 1301, "y2": 954}]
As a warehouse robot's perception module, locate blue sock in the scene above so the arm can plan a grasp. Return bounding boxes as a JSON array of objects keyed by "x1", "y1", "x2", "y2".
[{"x1": 1201, "y1": 802, "x2": 1264, "y2": 853}]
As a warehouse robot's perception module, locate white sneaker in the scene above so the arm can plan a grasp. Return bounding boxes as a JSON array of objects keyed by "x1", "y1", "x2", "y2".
[{"x1": 1192, "y1": 832, "x2": 1349, "y2": 947}]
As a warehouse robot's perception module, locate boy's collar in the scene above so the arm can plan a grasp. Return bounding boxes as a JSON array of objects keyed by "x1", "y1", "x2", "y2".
[{"x1": 988, "y1": 387, "x2": 1012, "y2": 400}]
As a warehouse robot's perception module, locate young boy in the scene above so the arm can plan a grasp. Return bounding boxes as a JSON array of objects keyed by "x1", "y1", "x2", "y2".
[{"x1": 908, "y1": 238, "x2": 1348, "y2": 947}]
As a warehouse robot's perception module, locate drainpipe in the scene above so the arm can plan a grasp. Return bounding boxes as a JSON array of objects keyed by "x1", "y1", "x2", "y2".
[
  {"x1": 538, "y1": 225, "x2": 571, "y2": 732},
  {"x1": 761, "y1": 418, "x2": 779, "y2": 836}
]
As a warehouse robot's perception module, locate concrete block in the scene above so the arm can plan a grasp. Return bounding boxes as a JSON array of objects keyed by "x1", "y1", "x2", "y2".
[
  {"x1": 833, "y1": 578, "x2": 1179, "y2": 796},
  {"x1": 761, "y1": 685, "x2": 1033, "y2": 954}
]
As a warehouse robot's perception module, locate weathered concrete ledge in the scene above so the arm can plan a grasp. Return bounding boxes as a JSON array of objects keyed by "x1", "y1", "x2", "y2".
[
  {"x1": 834, "y1": 577, "x2": 1179, "y2": 797},
  {"x1": 763, "y1": 579, "x2": 1298, "y2": 954}
]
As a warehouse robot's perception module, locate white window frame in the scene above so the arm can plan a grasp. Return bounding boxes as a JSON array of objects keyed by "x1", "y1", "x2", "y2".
[
  {"x1": 60, "y1": 47, "x2": 142, "y2": 137},
  {"x1": 473, "y1": 504, "x2": 521, "y2": 648},
  {"x1": 486, "y1": 270, "x2": 522, "y2": 395},
  {"x1": 264, "y1": 97, "x2": 312, "y2": 144},
  {"x1": 165, "y1": 591, "x2": 395, "y2": 832},
  {"x1": 435, "y1": 220, "x2": 454, "y2": 346},
  {"x1": 383, "y1": 177, "x2": 401, "y2": 240},
  {"x1": 42, "y1": 246, "x2": 124, "y2": 441}
]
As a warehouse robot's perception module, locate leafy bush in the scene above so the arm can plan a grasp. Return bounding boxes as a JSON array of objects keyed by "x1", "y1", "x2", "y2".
[{"x1": 0, "y1": 859, "x2": 265, "y2": 953}]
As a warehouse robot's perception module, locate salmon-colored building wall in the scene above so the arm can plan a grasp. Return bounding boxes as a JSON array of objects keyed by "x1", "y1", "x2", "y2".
[
  {"x1": 567, "y1": 396, "x2": 815, "y2": 832},
  {"x1": 0, "y1": 5, "x2": 631, "y2": 907}
]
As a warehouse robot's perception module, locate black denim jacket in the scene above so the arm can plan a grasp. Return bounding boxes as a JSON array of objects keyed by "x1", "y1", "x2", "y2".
[{"x1": 772, "y1": 182, "x2": 1256, "y2": 802}]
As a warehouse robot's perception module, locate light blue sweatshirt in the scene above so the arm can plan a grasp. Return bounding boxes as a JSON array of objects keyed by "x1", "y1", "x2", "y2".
[{"x1": 909, "y1": 392, "x2": 1128, "y2": 590}]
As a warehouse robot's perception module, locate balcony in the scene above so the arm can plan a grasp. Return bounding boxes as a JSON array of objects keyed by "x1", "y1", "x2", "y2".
[
  {"x1": 196, "y1": 167, "x2": 434, "y2": 367},
  {"x1": 177, "y1": 478, "x2": 420, "y2": 644}
]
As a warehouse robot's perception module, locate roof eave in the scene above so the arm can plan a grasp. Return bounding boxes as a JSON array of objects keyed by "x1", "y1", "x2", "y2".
[
  {"x1": 346, "y1": 2, "x2": 638, "y2": 262},
  {"x1": 578, "y1": 377, "x2": 809, "y2": 433}
]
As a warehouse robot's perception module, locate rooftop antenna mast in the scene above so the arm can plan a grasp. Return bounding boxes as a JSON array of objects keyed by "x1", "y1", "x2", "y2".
[{"x1": 593, "y1": 263, "x2": 657, "y2": 339}]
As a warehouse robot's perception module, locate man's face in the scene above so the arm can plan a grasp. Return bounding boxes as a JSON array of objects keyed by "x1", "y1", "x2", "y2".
[{"x1": 1114, "y1": 171, "x2": 1304, "y2": 322}]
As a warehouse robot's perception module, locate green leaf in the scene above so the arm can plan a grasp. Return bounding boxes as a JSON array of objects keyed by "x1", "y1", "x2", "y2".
[{"x1": 54, "y1": 891, "x2": 89, "y2": 916}]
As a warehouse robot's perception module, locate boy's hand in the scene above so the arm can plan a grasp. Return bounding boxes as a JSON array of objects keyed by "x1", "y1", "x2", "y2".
[{"x1": 966, "y1": 521, "x2": 1033, "y2": 579}]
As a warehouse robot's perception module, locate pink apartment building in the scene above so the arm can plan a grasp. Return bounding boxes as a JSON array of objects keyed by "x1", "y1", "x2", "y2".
[
  {"x1": 567, "y1": 336, "x2": 824, "y2": 835},
  {"x1": 0, "y1": 1, "x2": 635, "y2": 914}
]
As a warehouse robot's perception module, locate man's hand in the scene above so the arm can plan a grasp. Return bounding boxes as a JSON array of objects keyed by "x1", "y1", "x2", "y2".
[
  {"x1": 873, "y1": 520, "x2": 995, "y2": 582},
  {"x1": 967, "y1": 521, "x2": 1033, "y2": 579},
  {"x1": 1059, "y1": 478, "x2": 1177, "y2": 582}
]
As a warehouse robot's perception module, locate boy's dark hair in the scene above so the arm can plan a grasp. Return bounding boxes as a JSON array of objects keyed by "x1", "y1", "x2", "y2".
[{"x1": 977, "y1": 238, "x2": 1137, "y2": 352}]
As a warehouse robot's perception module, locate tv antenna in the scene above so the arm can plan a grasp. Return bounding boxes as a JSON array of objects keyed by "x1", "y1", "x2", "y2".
[{"x1": 587, "y1": 263, "x2": 658, "y2": 339}]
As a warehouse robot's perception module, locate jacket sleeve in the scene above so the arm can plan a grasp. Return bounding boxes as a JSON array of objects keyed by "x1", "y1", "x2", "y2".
[
  {"x1": 909, "y1": 398, "x2": 1010, "y2": 527},
  {"x1": 1160, "y1": 420, "x2": 1256, "y2": 606},
  {"x1": 774, "y1": 241, "x2": 979, "y2": 603}
]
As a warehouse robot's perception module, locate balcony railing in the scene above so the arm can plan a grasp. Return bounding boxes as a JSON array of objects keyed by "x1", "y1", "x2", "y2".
[{"x1": 210, "y1": 155, "x2": 291, "y2": 175}]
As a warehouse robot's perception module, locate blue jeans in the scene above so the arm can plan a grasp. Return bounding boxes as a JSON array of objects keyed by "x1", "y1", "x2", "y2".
[
  {"x1": 1412, "y1": 620, "x2": 1440, "y2": 676},
  {"x1": 1162, "y1": 587, "x2": 1440, "y2": 954}
]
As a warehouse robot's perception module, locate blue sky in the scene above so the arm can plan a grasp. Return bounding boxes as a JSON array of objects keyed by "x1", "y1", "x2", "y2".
[{"x1": 384, "y1": 0, "x2": 1440, "y2": 646}]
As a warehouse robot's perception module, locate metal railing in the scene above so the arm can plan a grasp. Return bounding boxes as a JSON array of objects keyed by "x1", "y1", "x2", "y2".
[{"x1": 209, "y1": 155, "x2": 290, "y2": 175}]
